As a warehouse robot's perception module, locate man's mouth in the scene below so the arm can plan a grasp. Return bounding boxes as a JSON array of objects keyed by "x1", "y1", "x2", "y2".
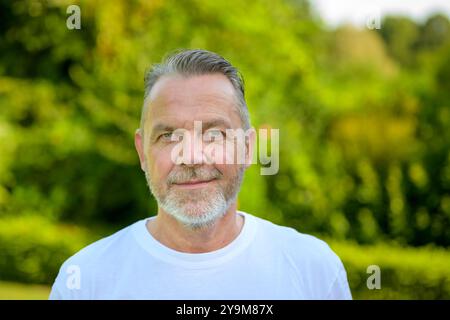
[{"x1": 172, "y1": 178, "x2": 217, "y2": 188}]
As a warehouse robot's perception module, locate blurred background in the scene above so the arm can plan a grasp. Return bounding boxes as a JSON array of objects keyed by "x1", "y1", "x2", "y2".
[{"x1": 0, "y1": 0, "x2": 449, "y2": 299}]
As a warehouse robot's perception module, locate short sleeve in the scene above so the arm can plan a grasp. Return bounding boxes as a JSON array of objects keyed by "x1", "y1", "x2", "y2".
[
  {"x1": 48, "y1": 266, "x2": 69, "y2": 300},
  {"x1": 326, "y1": 263, "x2": 352, "y2": 300},
  {"x1": 48, "y1": 283, "x2": 63, "y2": 300},
  {"x1": 48, "y1": 261, "x2": 85, "y2": 300}
]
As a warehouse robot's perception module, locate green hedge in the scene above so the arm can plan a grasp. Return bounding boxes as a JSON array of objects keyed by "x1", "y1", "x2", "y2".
[
  {"x1": 1, "y1": 216, "x2": 449, "y2": 299},
  {"x1": 327, "y1": 239, "x2": 450, "y2": 299},
  {"x1": 0, "y1": 215, "x2": 99, "y2": 284}
]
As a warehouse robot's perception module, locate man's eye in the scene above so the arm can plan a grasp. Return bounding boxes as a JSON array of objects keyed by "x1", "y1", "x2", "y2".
[
  {"x1": 159, "y1": 132, "x2": 173, "y2": 140},
  {"x1": 158, "y1": 131, "x2": 185, "y2": 142},
  {"x1": 204, "y1": 130, "x2": 225, "y2": 141}
]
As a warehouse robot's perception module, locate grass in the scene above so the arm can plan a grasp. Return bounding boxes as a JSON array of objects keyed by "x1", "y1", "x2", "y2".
[{"x1": 0, "y1": 281, "x2": 51, "y2": 300}]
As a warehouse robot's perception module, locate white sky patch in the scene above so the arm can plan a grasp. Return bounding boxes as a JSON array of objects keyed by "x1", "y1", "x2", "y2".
[{"x1": 312, "y1": 0, "x2": 450, "y2": 27}]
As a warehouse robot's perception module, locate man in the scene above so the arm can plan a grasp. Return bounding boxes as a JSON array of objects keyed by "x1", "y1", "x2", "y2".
[{"x1": 49, "y1": 49, "x2": 352, "y2": 299}]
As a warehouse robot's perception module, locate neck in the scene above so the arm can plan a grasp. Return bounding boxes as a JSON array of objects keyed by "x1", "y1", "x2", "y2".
[{"x1": 146, "y1": 203, "x2": 244, "y2": 253}]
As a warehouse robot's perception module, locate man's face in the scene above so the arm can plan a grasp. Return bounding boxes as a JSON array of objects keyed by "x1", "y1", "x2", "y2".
[{"x1": 135, "y1": 74, "x2": 254, "y2": 229}]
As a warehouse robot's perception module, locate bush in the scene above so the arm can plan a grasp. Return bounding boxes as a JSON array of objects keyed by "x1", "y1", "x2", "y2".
[
  {"x1": 327, "y1": 238, "x2": 450, "y2": 299},
  {"x1": 0, "y1": 215, "x2": 101, "y2": 284}
]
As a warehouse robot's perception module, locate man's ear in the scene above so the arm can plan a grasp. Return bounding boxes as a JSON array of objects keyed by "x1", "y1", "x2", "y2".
[
  {"x1": 134, "y1": 128, "x2": 146, "y2": 172},
  {"x1": 244, "y1": 127, "x2": 256, "y2": 169}
]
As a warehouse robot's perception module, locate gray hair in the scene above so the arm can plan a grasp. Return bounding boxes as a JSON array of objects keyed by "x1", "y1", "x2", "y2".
[{"x1": 140, "y1": 49, "x2": 250, "y2": 131}]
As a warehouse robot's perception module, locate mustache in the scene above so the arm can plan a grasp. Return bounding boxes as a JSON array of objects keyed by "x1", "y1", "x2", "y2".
[{"x1": 167, "y1": 166, "x2": 222, "y2": 185}]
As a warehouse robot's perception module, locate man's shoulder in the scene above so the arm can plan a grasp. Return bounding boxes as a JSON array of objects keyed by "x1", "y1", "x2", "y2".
[
  {"x1": 60, "y1": 219, "x2": 141, "y2": 270},
  {"x1": 49, "y1": 220, "x2": 143, "y2": 299},
  {"x1": 249, "y1": 213, "x2": 349, "y2": 297},
  {"x1": 250, "y1": 212, "x2": 352, "y2": 299},
  {"x1": 250, "y1": 213, "x2": 342, "y2": 266}
]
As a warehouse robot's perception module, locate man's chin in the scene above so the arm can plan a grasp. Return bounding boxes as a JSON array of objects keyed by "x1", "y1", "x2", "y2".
[
  {"x1": 161, "y1": 199, "x2": 228, "y2": 227},
  {"x1": 172, "y1": 203, "x2": 216, "y2": 218},
  {"x1": 170, "y1": 211, "x2": 221, "y2": 229}
]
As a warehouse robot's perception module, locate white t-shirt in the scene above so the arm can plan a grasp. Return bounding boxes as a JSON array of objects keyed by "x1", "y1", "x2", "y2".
[{"x1": 49, "y1": 211, "x2": 352, "y2": 300}]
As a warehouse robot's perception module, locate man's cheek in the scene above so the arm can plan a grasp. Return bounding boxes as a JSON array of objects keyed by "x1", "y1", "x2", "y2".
[
  {"x1": 214, "y1": 164, "x2": 234, "y2": 180},
  {"x1": 147, "y1": 159, "x2": 170, "y2": 184}
]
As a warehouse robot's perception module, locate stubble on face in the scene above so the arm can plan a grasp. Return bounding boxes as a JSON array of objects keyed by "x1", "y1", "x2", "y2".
[{"x1": 145, "y1": 164, "x2": 244, "y2": 230}]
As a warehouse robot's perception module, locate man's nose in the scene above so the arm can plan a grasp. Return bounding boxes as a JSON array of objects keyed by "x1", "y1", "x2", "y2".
[{"x1": 182, "y1": 132, "x2": 205, "y2": 166}]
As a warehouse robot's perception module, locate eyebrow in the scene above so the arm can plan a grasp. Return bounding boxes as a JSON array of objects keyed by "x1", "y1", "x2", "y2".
[{"x1": 150, "y1": 118, "x2": 233, "y2": 141}]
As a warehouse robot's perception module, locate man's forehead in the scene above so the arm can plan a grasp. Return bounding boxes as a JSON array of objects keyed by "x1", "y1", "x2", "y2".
[
  {"x1": 144, "y1": 74, "x2": 241, "y2": 129},
  {"x1": 150, "y1": 92, "x2": 236, "y2": 116},
  {"x1": 148, "y1": 73, "x2": 237, "y2": 106}
]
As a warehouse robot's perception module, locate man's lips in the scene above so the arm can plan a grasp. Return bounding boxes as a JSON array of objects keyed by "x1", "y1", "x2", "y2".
[{"x1": 172, "y1": 178, "x2": 217, "y2": 188}]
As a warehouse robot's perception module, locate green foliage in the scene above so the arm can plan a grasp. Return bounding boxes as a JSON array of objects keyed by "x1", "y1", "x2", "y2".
[
  {"x1": 0, "y1": 281, "x2": 50, "y2": 300},
  {"x1": 378, "y1": 16, "x2": 420, "y2": 66},
  {"x1": 327, "y1": 239, "x2": 450, "y2": 299},
  {"x1": 0, "y1": 215, "x2": 99, "y2": 284}
]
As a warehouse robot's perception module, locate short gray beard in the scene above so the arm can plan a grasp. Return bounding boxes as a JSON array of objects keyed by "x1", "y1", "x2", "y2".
[{"x1": 145, "y1": 166, "x2": 244, "y2": 230}]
